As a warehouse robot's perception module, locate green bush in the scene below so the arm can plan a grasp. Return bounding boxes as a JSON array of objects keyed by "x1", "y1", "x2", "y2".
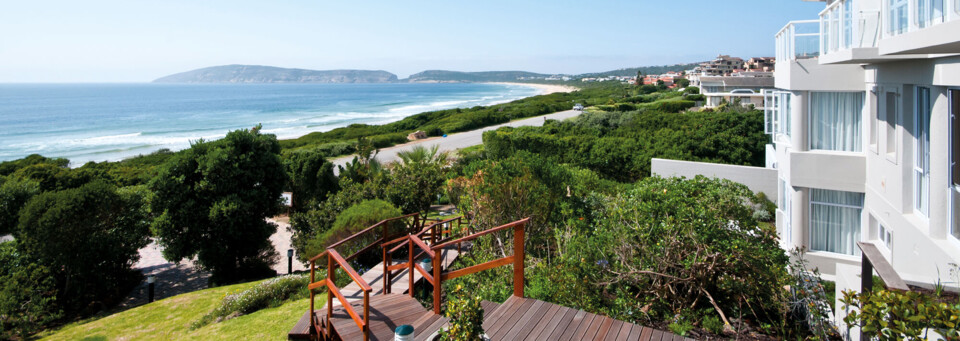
[
  {"x1": 16, "y1": 181, "x2": 150, "y2": 316},
  {"x1": 438, "y1": 284, "x2": 485, "y2": 341},
  {"x1": 701, "y1": 314, "x2": 724, "y2": 335},
  {"x1": 841, "y1": 290, "x2": 960, "y2": 340},
  {"x1": 0, "y1": 241, "x2": 61, "y2": 339},
  {"x1": 193, "y1": 274, "x2": 309, "y2": 328},
  {"x1": 304, "y1": 199, "x2": 401, "y2": 260}
]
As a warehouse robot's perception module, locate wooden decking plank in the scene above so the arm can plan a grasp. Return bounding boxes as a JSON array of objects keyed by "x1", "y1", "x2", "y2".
[
  {"x1": 556, "y1": 309, "x2": 589, "y2": 340},
  {"x1": 499, "y1": 299, "x2": 546, "y2": 339},
  {"x1": 565, "y1": 312, "x2": 598, "y2": 341},
  {"x1": 638, "y1": 326, "x2": 653, "y2": 341},
  {"x1": 650, "y1": 328, "x2": 664, "y2": 341},
  {"x1": 544, "y1": 307, "x2": 580, "y2": 340},
  {"x1": 523, "y1": 302, "x2": 563, "y2": 340},
  {"x1": 480, "y1": 300, "x2": 500, "y2": 320},
  {"x1": 591, "y1": 316, "x2": 615, "y2": 340},
  {"x1": 601, "y1": 319, "x2": 627, "y2": 341},
  {"x1": 578, "y1": 313, "x2": 607, "y2": 340},
  {"x1": 487, "y1": 297, "x2": 534, "y2": 337},
  {"x1": 626, "y1": 324, "x2": 643, "y2": 340},
  {"x1": 417, "y1": 316, "x2": 450, "y2": 340},
  {"x1": 481, "y1": 296, "x2": 520, "y2": 331}
]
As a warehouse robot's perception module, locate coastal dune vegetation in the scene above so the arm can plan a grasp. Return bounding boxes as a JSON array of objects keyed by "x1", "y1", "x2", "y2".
[{"x1": 3, "y1": 81, "x2": 862, "y2": 340}]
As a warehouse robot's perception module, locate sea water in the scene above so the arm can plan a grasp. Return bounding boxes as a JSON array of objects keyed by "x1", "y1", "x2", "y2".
[{"x1": 0, "y1": 83, "x2": 540, "y2": 165}]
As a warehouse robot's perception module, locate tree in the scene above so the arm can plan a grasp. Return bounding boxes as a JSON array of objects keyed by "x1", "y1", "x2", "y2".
[
  {"x1": 283, "y1": 149, "x2": 338, "y2": 213},
  {"x1": 386, "y1": 145, "x2": 449, "y2": 216},
  {"x1": 304, "y1": 199, "x2": 402, "y2": 260},
  {"x1": 150, "y1": 126, "x2": 287, "y2": 284},
  {"x1": 676, "y1": 78, "x2": 691, "y2": 88},
  {"x1": 0, "y1": 241, "x2": 61, "y2": 339},
  {"x1": 0, "y1": 177, "x2": 39, "y2": 236},
  {"x1": 16, "y1": 181, "x2": 150, "y2": 315}
]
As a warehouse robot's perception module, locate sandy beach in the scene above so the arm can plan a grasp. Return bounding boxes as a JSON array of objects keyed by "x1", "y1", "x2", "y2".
[{"x1": 487, "y1": 82, "x2": 578, "y2": 95}]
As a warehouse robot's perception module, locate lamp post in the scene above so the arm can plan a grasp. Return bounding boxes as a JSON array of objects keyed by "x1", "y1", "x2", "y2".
[
  {"x1": 147, "y1": 275, "x2": 156, "y2": 303},
  {"x1": 287, "y1": 249, "x2": 294, "y2": 275}
]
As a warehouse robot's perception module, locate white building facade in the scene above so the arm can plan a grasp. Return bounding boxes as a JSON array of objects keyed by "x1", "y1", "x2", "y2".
[{"x1": 768, "y1": 0, "x2": 960, "y2": 327}]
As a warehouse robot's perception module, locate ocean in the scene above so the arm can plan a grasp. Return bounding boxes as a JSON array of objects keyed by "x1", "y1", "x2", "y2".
[{"x1": 0, "y1": 83, "x2": 541, "y2": 165}]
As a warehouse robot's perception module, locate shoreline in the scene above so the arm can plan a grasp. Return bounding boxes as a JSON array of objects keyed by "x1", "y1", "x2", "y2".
[{"x1": 485, "y1": 82, "x2": 578, "y2": 95}]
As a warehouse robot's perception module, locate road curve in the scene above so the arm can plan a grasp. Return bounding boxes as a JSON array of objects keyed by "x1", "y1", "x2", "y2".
[{"x1": 331, "y1": 109, "x2": 582, "y2": 170}]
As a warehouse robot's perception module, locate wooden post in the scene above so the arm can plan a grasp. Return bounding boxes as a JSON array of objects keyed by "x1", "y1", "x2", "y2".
[
  {"x1": 513, "y1": 222, "x2": 525, "y2": 298},
  {"x1": 309, "y1": 259, "x2": 315, "y2": 313},
  {"x1": 383, "y1": 246, "x2": 390, "y2": 295},
  {"x1": 860, "y1": 254, "x2": 873, "y2": 341},
  {"x1": 432, "y1": 223, "x2": 438, "y2": 245},
  {"x1": 433, "y1": 249, "x2": 442, "y2": 314},
  {"x1": 327, "y1": 254, "x2": 334, "y2": 320},
  {"x1": 408, "y1": 236, "x2": 415, "y2": 297},
  {"x1": 363, "y1": 291, "x2": 370, "y2": 341}
]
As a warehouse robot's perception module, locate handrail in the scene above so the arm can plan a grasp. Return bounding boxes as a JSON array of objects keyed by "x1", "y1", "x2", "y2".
[
  {"x1": 389, "y1": 216, "x2": 462, "y2": 254},
  {"x1": 327, "y1": 212, "x2": 420, "y2": 249},
  {"x1": 432, "y1": 217, "x2": 529, "y2": 250},
  {"x1": 329, "y1": 249, "x2": 373, "y2": 292},
  {"x1": 409, "y1": 235, "x2": 436, "y2": 259}
]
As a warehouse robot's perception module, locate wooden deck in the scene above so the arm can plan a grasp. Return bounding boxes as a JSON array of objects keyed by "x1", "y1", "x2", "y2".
[
  {"x1": 339, "y1": 247, "x2": 461, "y2": 301},
  {"x1": 481, "y1": 296, "x2": 690, "y2": 341},
  {"x1": 326, "y1": 294, "x2": 448, "y2": 341}
]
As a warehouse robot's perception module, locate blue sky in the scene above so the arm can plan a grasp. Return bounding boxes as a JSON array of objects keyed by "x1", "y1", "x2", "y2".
[{"x1": 0, "y1": 0, "x2": 825, "y2": 82}]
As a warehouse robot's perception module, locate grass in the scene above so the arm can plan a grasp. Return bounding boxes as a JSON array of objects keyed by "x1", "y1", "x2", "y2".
[{"x1": 38, "y1": 279, "x2": 320, "y2": 341}]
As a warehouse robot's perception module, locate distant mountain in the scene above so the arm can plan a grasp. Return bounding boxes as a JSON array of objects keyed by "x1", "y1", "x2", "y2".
[
  {"x1": 402, "y1": 70, "x2": 554, "y2": 83},
  {"x1": 153, "y1": 65, "x2": 398, "y2": 84},
  {"x1": 581, "y1": 63, "x2": 702, "y2": 78}
]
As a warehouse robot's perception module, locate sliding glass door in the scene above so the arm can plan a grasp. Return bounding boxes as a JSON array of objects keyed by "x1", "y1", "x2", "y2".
[
  {"x1": 810, "y1": 92, "x2": 865, "y2": 152},
  {"x1": 810, "y1": 189, "x2": 864, "y2": 256}
]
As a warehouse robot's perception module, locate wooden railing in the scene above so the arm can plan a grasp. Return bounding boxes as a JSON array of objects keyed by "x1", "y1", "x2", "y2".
[
  {"x1": 381, "y1": 216, "x2": 464, "y2": 294},
  {"x1": 383, "y1": 217, "x2": 530, "y2": 314},
  {"x1": 305, "y1": 213, "x2": 420, "y2": 341}
]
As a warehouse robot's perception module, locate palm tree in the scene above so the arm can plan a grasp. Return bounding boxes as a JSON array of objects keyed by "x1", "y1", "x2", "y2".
[{"x1": 396, "y1": 145, "x2": 448, "y2": 167}]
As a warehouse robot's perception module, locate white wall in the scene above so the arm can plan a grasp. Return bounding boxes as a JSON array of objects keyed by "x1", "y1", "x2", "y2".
[{"x1": 651, "y1": 158, "x2": 778, "y2": 197}]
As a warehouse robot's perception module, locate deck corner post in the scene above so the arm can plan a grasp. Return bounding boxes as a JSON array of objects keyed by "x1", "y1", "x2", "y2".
[
  {"x1": 513, "y1": 222, "x2": 525, "y2": 298},
  {"x1": 409, "y1": 236, "x2": 415, "y2": 298},
  {"x1": 327, "y1": 253, "x2": 334, "y2": 320}
]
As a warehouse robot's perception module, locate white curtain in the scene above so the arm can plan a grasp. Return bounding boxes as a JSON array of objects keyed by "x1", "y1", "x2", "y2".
[
  {"x1": 810, "y1": 189, "x2": 864, "y2": 255},
  {"x1": 810, "y1": 92, "x2": 864, "y2": 152}
]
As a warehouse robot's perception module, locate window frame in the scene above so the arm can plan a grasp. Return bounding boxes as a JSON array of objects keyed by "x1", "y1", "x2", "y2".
[
  {"x1": 915, "y1": 86, "x2": 932, "y2": 219},
  {"x1": 808, "y1": 91, "x2": 866, "y2": 153},
  {"x1": 870, "y1": 87, "x2": 880, "y2": 153},
  {"x1": 808, "y1": 189, "x2": 865, "y2": 256},
  {"x1": 950, "y1": 88, "x2": 959, "y2": 243},
  {"x1": 881, "y1": 86, "x2": 902, "y2": 164}
]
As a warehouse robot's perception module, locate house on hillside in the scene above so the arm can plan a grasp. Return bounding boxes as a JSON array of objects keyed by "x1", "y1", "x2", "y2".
[{"x1": 699, "y1": 75, "x2": 775, "y2": 110}]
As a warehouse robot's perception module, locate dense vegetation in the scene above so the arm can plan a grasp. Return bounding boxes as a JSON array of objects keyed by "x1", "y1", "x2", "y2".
[{"x1": 0, "y1": 82, "x2": 798, "y2": 339}]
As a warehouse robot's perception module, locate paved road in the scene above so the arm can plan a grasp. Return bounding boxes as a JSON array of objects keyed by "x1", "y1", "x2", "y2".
[{"x1": 331, "y1": 109, "x2": 582, "y2": 170}]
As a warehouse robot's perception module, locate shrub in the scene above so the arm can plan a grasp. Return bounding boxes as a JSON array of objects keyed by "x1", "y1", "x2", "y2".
[
  {"x1": 841, "y1": 290, "x2": 960, "y2": 340},
  {"x1": 0, "y1": 242, "x2": 61, "y2": 339},
  {"x1": 438, "y1": 284, "x2": 485, "y2": 341},
  {"x1": 668, "y1": 318, "x2": 695, "y2": 337},
  {"x1": 16, "y1": 181, "x2": 150, "y2": 316},
  {"x1": 304, "y1": 199, "x2": 402, "y2": 260},
  {"x1": 592, "y1": 176, "x2": 790, "y2": 331},
  {"x1": 193, "y1": 274, "x2": 309, "y2": 328},
  {"x1": 788, "y1": 248, "x2": 838, "y2": 339},
  {"x1": 701, "y1": 314, "x2": 724, "y2": 335}
]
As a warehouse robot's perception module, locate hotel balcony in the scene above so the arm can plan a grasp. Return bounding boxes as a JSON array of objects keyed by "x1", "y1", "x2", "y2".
[
  {"x1": 775, "y1": 20, "x2": 864, "y2": 91},
  {"x1": 879, "y1": 0, "x2": 960, "y2": 55},
  {"x1": 819, "y1": 0, "x2": 947, "y2": 64}
]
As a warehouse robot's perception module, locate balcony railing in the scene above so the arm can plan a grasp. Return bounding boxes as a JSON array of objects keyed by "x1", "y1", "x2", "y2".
[
  {"x1": 820, "y1": 0, "x2": 881, "y2": 56},
  {"x1": 776, "y1": 20, "x2": 820, "y2": 62},
  {"x1": 883, "y1": 0, "x2": 959, "y2": 38}
]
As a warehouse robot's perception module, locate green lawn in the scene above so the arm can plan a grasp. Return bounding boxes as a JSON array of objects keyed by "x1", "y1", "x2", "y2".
[{"x1": 39, "y1": 279, "x2": 319, "y2": 341}]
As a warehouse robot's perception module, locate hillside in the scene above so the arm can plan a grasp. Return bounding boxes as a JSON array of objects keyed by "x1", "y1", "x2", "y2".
[
  {"x1": 402, "y1": 70, "x2": 553, "y2": 83},
  {"x1": 153, "y1": 65, "x2": 399, "y2": 84},
  {"x1": 581, "y1": 63, "x2": 701, "y2": 77}
]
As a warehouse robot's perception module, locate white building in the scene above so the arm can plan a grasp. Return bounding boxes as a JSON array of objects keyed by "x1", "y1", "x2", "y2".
[
  {"x1": 700, "y1": 76, "x2": 776, "y2": 110},
  {"x1": 768, "y1": 0, "x2": 960, "y2": 330}
]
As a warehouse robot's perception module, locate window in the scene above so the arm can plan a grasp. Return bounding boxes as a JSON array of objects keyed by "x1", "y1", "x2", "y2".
[
  {"x1": 810, "y1": 189, "x2": 864, "y2": 256},
  {"x1": 843, "y1": 0, "x2": 854, "y2": 49},
  {"x1": 780, "y1": 179, "x2": 793, "y2": 245},
  {"x1": 915, "y1": 87, "x2": 931, "y2": 218},
  {"x1": 879, "y1": 224, "x2": 893, "y2": 250},
  {"x1": 918, "y1": 0, "x2": 945, "y2": 28},
  {"x1": 810, "y1": 92, "x2": 864, "y2": 152},
  {"x1": 885, "y1": 91, "x2": 900, "y2": 159},
  {"x1": 889, "y1": 0, "x2": 909, "y2": 35},
  {"x1": 781, "y1": 92, "x2": 793, "y2": 139},
  {"x1": 951, "y1": 90, "x2": 959, "y2": 240},
  {"x1": 870, "y1": 89, "x2": 879, "y2": 150}
]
